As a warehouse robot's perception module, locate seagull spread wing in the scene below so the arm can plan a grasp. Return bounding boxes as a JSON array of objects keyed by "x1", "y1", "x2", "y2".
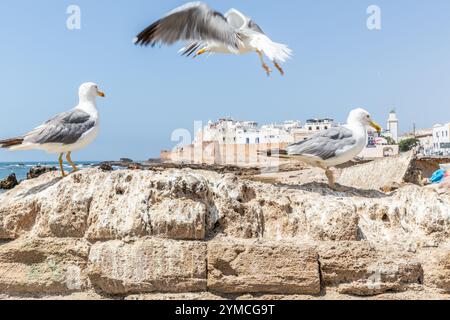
[
  {"x1": 134, "y1": 2, "x2": 239, "y2": 49},
  {"x1": 286, "y1": 127, "x2": 357, "y2": 160},
  {"x1": 25, "y1": 109, "x2": 96, "y2": 145}
]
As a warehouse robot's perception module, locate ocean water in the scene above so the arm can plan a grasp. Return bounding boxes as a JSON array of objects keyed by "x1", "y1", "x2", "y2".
[{"x1": 0, "y1": 162, "x2": 99, "y2": 182}]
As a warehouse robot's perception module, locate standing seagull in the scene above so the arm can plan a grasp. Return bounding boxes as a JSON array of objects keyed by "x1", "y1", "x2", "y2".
[
  {"x1": 0, "y1": 82, "x2": 105, "y2": 177},
  {"x1": 134, "y1": 2, "x2": 292, "y2": 76},
  {"x1": 270, "y1": 109, "x2": 382, "y2": 190}
]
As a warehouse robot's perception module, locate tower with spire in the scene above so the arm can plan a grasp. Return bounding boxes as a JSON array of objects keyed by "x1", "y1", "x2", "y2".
[{"x1": 387, "y1": 109, "x2": 399, "y2": 143}]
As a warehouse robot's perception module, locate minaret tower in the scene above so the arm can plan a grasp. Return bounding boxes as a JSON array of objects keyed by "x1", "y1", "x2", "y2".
[{"x1": 387, "y1": 109, "x2": 399, "y2": 143}]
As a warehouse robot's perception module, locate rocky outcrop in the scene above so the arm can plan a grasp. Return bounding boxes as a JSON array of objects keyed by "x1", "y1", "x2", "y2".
[
  {"x1": 0, "y1": 162, "x2": 449, "y2": 300},
  {"x1": 0, "y1": 173, "x2": 18, "y2": 190},
  {"x1": 27, "y1": 166, "x2": 57, "y2": 180}
]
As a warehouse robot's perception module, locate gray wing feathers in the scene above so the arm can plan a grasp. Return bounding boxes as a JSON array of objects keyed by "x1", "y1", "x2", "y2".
[
  {"x1": 286, "y1": 127, "x2": 356, "y2": 160},
  {"x1": 248, "y1": 20, "x2": 264, "y2": 34},
  {"x1": 135, "y1": 2, "x2": 239, "y2": 48},
  {"x1": 26, "y1": 109, "x2": 95, "y2": 145}
]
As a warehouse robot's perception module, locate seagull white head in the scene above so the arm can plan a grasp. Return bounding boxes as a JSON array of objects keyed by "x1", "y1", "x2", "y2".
[
  {"x1": 348, "y1": 108, "x2": 382, "y2": 133},
  {"x1": 78, "y1": 82, "x2": 105, "y2": 103}
]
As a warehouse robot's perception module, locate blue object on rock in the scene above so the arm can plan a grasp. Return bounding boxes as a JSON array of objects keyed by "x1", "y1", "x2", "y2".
[{"x1": 430, "y1": 169, "x2": 445, "y2": 184}]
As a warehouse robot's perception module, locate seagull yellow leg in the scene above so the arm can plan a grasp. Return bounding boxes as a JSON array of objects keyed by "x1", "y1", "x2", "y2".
[
  {"x1": 273, "y1": 61, "x2": 285, "y2": 76},
  {"x1": 256, "y1": 50, "x2": 272, "y2": 76},
  {"x1": 195, "y1": 48, "x2": 207, "y2": 57},
  {"x1": 59, "y1": 153, "x2": 67, "y2": 177},
  {"x1": 66, "y1": 152, "x2": 78, "y2": 172},
  {"x1": 325, "y1": 168, "x2": 336, "y2": 189}
]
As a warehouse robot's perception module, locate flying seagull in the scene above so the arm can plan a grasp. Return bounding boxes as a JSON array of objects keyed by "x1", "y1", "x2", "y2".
[
  {"x1": 267, "y1": 108, "x2": 382, "y2": 190},
  {"x1": 0, "y1": 82, "x2": 105, "y2": 177},
  {"x1": 134, "y1": 2, "x2": 293, "y2": 76}
]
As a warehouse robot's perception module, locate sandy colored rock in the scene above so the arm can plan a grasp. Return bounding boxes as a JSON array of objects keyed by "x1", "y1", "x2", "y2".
[
  {"x1": 125, "y1": 292, "x2": 225, "y2": 300},
  {"x1": 0, "y1": 162, "x2": 449, "y2": 300},
  {"x1": 1, "y1": 168, "x2": 448, "y2": 245},
  {"x1": 0, "y1": 291, "x2": 108, "y2": 300},
  {"x1": 148, "y1": 198, "x2": 206, "y2": 240},
  {"x1": 420, "y1": 244, "x2": 450, "y2": 292},
  {"x1": 0, "y1": 170, "x2": 210, "y2": 241},
  {"x1": 318, "y1": 241, "x2": 423, "y2": 296},
  {"x1": 337, "y1": 152, "x2": 421, "y2": 190},
  {"x1": 88, "y1": 238, "x2": 207, "y2": 295},
  {"x1": 207, "y1": 240, "x2": 320, "y2": 295},
  {"x1": 0, "y1": 238, "x2": 90, "y2": 295}
]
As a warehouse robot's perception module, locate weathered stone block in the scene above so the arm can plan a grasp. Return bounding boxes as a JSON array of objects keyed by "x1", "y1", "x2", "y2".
[
  {"x1": 207, "y1": 240, "x2": 320, "y2": 294},
  {"x1": 88, "y1": 239, "x2": 207, "y2": 295},
  {"x1": 0, "y1": 238, "x2": 90, "y2": 294}
]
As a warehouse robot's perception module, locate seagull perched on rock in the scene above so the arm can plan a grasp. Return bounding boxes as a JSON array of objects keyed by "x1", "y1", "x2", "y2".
[
  {"x1": 267, "y1": 109, "x2": 382, "y2": 190},
  {"x1": 134, "y1": 2, "x2": 293, "y2": 76},
  {"x1": 0, "y1": 82, "x2": 105, "y2": 177}
]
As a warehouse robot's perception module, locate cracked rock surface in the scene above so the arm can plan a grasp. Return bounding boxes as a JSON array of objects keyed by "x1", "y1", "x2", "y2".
[{"x1": 0, "y1": 160, "x2": 449, "y2": 300}]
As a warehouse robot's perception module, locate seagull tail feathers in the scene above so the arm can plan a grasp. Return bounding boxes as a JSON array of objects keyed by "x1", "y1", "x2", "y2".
[
  {"x1": 0, "y1": 137, "x2": 24, "y2": 149},
  {"x1": 253, "y1": 36, "x2": 293, "y2": 63},
  {"x1": 266, "y1": 41, "x2": 293, "y2": 63}
]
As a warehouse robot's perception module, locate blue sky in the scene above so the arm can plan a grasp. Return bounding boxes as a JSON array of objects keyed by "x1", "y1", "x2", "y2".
[{"x1": 0, "y1": 0, "x2": 450, "y2": 161}]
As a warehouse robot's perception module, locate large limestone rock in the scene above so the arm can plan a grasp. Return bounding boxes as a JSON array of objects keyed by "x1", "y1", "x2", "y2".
[
  {"x1": 420, "y1": 244, "x2": 450, "y2": 292},
  {"x1": 0, "y1": 163, "x2": 449, "y2": 300},
  {"x1": 207, "y1": 240, "x2": 320, "y2": 295},
  {"x1": 88, "y1": 239, "x2": 207, "y2": 295},
  {"x1": 0, "y1": 170, "x2": 211, "y2": 241},
  {"x1": 0, "y1": 238, "x2": 90, "y2": 295},
  {"x1": 318, "y1": 241, "x2": 423, "y2": 296}
]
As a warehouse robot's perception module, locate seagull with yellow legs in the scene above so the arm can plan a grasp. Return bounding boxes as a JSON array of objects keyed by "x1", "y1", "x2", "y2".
[
  {"x1": 267, "y1": 109, "x2": 382, "y2": 190},
  {"x1": 134, "y1": 2, "x2": 292, "y2": 76},
  {"x1": 0, "y1": 82, "x2": 105, "y2": 177}
]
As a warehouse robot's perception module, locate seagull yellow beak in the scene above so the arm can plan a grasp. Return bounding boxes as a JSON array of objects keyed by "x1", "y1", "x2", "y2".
[
  {"x1": 97, "y1": 90, "x2": 105, "y2": 98},
  {"x1": 369, "y1": 120, "x2": 382, "y2": 133}
]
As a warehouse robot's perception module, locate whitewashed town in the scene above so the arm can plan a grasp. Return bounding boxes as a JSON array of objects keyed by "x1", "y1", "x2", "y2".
[{"x1": 162, "y1": 110, "x2": 450, "y2": 165}]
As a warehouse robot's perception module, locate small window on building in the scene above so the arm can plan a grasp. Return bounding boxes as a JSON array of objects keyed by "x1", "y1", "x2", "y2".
[
  {"x1": 256, "y1": 138, "x2": 260, "y2": 144},
  {"x1": 324, "y1": 126, "x2": 328, "y2": 130},
  {"x1": 246, "y1": 138, "x2": 250, "y2": 144},
  {"x1": 316, "y1": 126, "x2": 320, "y2": 130},
  {"x1": 308, "y1": 127, "x2": 312, "y2": 131},
  {"x1": 223, "y1": 137, "x2": 226, "y2": 142}
]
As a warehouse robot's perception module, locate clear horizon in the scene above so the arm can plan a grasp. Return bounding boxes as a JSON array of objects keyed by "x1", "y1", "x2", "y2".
[{"x1": 1, "y1": 0, "x2": 450, "y2": 162}]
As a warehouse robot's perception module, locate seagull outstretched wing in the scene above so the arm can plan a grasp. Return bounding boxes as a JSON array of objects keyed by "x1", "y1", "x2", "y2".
[{"x1": 135, "y1": 2, "x2": 240, "y2": 49}]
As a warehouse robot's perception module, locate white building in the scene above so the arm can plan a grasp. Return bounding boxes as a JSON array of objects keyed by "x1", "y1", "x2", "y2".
[
  {"x1": 304, "y1": 118, "x2": 335, "y2": 132},
  {"x1": 433, "y1": 123, "x2": 450, "y2": 156},
  {"x1": 400, "y1": 128, "x2": 434, "y2": 156},
  {"x1": 385, "y1": 110, "x2": 399, "y2": 143},
  {"x1": 197, "y1": 118, "x2": 306, "y2": 145},
  {"x1": 176, "y1": 112, "x2": 399, "y2": 164}
]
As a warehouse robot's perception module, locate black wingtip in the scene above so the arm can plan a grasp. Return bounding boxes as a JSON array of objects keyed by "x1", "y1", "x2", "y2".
[{"x1": 135, "y1": 20, "x2": 161, "y2": 47}]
